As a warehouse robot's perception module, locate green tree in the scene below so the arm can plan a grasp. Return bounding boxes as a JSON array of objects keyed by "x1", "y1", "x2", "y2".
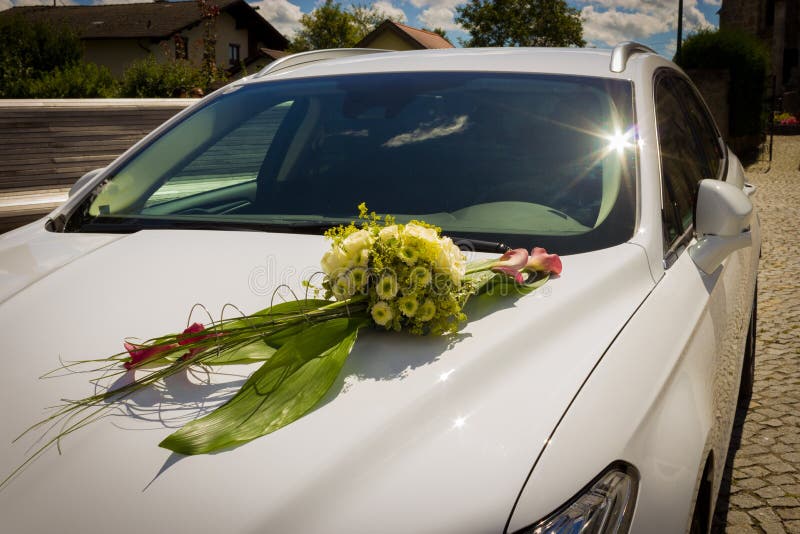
[
  {"x1": 423, "y1": 27, "x2": 450, "y2": 41},
  {"x1": 455, "y1": 0, "x2": 585, "y2": 48},
  {"x1": 350, "y1": 3, "x2": 388, "y2": 38},
  {"x1": 0, "y1": 14, "x2": 86, "y2": 97},
  {"x1": 289, "y1": 0, "x2": 402, "y2": 52},
  {"x1": 676, "y1": 28, "x2": 769, "y2": 145}
]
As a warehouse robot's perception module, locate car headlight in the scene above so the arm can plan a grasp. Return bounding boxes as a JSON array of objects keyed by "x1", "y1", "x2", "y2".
[{"x1": 517, "y1": 463, "x2": 639, "y2": 534}]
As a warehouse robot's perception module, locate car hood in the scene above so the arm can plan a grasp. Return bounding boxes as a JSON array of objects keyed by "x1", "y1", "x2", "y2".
[{"x1": 0, "y1": 229, "x2": 654, "y2": 533}]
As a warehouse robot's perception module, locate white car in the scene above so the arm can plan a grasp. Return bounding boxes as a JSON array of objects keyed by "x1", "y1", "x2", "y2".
[{"x1": 0, "y1": 43, "x2": 759, "y2": 534}]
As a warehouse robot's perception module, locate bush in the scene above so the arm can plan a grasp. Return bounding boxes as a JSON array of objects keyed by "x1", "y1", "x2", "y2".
[
  {"x1": 0, "y1": 14, "x2": 84, "y2": 97},
  {"x1": 676, "y1": 29, "x2": 769, "y2": 139},
  {"x1": 119, "y1": 56, "x2": 207, "y2": 98},
  {"x1": 25, "y1": 63, "x2": 118, "y2": 98}
]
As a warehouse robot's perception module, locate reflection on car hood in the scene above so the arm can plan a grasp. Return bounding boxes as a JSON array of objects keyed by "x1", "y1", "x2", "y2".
[{"x1": 0, "y1": 229, "x2": 654, "y2": 533}]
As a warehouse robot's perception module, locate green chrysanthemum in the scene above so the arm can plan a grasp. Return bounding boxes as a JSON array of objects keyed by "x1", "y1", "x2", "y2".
[
  {"x1": 370, "y1": 301, "x2": 394, "y2": 326},
  {"x1": 376, "y1": 273, "x2": 398, "y2": 300},
  {"x1": 398, "y1": 295, "x2": 418, "y2": 317},
  {"x1": 409, "y1": 265, "x2": 432, "y2": 287},
  {"x1": 331, "y1": 273, "x2": 353, "y2": 300},
  {"x1": 399, "y1": 245, "x2": 419, "y2": 265},
  {"x1": 417, "y1": 299, "x2": 437, "y2": 322},
  {"x1": 350, "y1": 267, "x2": 368, "y2": 290}
]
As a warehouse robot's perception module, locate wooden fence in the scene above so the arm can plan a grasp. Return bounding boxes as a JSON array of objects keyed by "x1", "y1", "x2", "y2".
[{"x1": 0, "y1": 99, "x2": 193, "y2": 232}]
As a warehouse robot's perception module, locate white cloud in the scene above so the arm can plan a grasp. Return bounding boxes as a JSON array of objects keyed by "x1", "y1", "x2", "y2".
[
  {"x1": 372, "y1": 0, "x2": 407, "y2": 22},
  {"x1": 580, "y1": 0, "x2": 712, "y2": 47},
  {"x1": 409, "y1": 0, "x2": 461, "y2": 10},
  {"x1": 702, "y1": 0, "x2": 721, "y2": 6},
  {"x1": 417, "y1": 6, "x2": 460, "y2": 31},
  {"x1": 249, "y1": 0, "x2": 303, "y2": 38},
  {"x1": 581, "y1": 6, "x2": 669, "y2": 45},
  {"x1": 664, "y1": 38, "x2": 677, "y2": 56}
]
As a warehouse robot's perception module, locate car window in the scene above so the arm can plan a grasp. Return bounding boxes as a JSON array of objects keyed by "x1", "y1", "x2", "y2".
[
  {"x1": 671, "y1": 77, "x2": 723, "y2": 180},
  {"x1": 655, "y1": 75, "x2": 697, "y2": 243},
  {"x1": 144, "y1": 102, "x2": 293, "y2": 207},
  {"x1": 73, "y1": 72, "x2": 638, "y2": 256}
]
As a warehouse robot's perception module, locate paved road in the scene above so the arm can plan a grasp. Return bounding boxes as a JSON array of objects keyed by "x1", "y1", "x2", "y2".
[{"x1": 713, "y1": 136, "x2": 800, "y2": 533}]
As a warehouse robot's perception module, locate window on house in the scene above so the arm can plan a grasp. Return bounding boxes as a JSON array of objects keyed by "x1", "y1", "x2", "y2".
[
  {"x1": 229, "y1": 44, "x2": 240, "y2": 65},
  {"x1": 174, "y1": 36, "x2": 188, "y2": 60}
]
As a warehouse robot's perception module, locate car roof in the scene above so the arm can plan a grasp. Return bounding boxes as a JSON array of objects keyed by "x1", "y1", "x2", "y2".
[{"x1": 242, "y1": 47, "x2": 658, "y2": 85}]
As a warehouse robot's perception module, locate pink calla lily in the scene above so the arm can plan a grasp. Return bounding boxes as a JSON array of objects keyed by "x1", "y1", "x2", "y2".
[
  {"x1": 490, "y1": 248, "x2": 529, "y2": 282},
  {"x1": 492, "y1": 266, "x2": 525, "y2": 284},
  {"x1": 178, "y1": 322, "x2": 219, "y2": 361},
  {"x1": 124, "y1": 323, "x2": 218, "y2": 369},
  {"x1": 492, "y1": 248, "x2": 529, "y2": 270},
  {"x1": 525, "y1": 247, "x2": 562, "y2": 275},
  {"x1": 178, "y1": 322, "x2": 211, "y2": 346},
  {"x1": 123, "y1": 341, "x2": 177, "y2": 370}
]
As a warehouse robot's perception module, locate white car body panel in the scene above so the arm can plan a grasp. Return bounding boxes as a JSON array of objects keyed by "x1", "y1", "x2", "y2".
[
  {"x1": 0, "y1": 219, "x2": 123, "y2": 303},
  {"x1": 0, "y1": 47, "x2": 760, "y2": 533},
  {"x1": 0, "y1": 230, "x2": 654, "y2": 533},
  {"x1": 508, "y1": 223, "x2": 760, "y2": 532}
]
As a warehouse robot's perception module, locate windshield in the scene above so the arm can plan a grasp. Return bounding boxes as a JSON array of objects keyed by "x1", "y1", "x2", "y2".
[{"x1": 69, "y1": 72, "x2": 637, "y2": 255}]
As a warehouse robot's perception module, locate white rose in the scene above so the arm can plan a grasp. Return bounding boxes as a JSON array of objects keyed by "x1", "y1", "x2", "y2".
[
  {"x1": 379, "y1": 224, "x2": 399, "y2": 242},
  {"x1": 321, "y1": 247, "x2": 348, "y2": 276},
  {"x1": 403, "y1": 223, "x2": 439, "y2": 244},
  {"x1": 435, "y1": 237, "x2": 465, "y2": 284},
  {"x1": 342, "y1": 229, "x2": 374, "y2": 265}
]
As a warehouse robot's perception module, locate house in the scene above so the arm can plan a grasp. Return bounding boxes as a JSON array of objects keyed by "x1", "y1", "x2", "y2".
[
  {"x1": 720, "y1": 0, "x2": 798, "y2": 100},
  {"x1": 229, "y1": 47, "x2": 290, "y2": 77},
  {"x1": 356, "y1": 20, "x2": 454, "y2": 51},
  {"x1": 0, "y1": 0, "x2": 288, "y2": 77}
]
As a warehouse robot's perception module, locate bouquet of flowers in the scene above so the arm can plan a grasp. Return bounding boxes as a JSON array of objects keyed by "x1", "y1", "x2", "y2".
[{"x1": 5, "y1": 205, "x2": 561, "y2": 485}]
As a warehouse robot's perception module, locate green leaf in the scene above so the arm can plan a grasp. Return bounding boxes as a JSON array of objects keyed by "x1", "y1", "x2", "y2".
[
  {"x1": 224, "y1": 299, "x2": 333, "y2": 329},
  {"x1": 519, "y1": 273, "x2": 550, "y2": 294},
  {"x1": 464, "y1": 270, "x2": 498, "y2": 294},
  {"x1": 201, "y1": 339, "x2": 277, "y2": 366},
  {"x1": 479, "y1": 272, "x2": 550, "y2": 296},
  {"x1": 159, "y1": 317, "x2": 363, "y2": 455}
]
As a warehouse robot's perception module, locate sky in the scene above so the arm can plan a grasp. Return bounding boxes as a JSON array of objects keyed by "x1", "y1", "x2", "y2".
[{"x1": 0, "y1": 0, "x2": 722, "y2": 58}]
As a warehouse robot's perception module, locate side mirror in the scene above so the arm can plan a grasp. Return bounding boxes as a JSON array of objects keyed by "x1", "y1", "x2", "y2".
[
  {"x1": 68, "y1": 168, "x2": 105, "y2": 198},
  {"x1": 689, "y1": 179, "x2": 753, "y2": 274}
]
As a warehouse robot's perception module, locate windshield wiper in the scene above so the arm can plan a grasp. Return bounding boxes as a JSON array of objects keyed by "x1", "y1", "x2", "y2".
[
  {"x1": 452, "y1": 238, "x2": 510, "y2": 253},
  {"x1": 75, "y1": 217, "x2": 339, "y2": 235},
  {"x1": 76, "y1": 219, "x2": 512, "y2": 254}
]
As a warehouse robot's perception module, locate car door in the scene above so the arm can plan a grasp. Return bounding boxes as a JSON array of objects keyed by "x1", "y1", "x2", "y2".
[{"x1": 654, "y1": 70, "x2": 759, "y2": 527}]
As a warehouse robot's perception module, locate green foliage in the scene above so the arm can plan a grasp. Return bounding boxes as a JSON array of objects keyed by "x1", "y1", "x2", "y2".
[
  {"x1": 455, "y1": 0, "x2": 585, "y2": 48},
  {"x1": 676, "y1": 28, "x2": 769, "y2": 138},
  {"x1": 119, "y1": 56, "x2": 206, "y2": 98},
  {"x1": 24, "y1": 62, "x2": 118, "y2": 98},
  {"x1": 289, "y1": 0, "x2": 402, "y2": 52},
  {"x1": 0, "y1": 14, "x2": 85, "y2": 97},
  {"x1": 160, "y1": 318, "x2": 363, "y2": 455}
]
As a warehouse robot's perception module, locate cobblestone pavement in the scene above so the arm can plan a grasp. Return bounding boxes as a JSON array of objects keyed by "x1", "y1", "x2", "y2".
[{"x1": 712, "y1": 136, "x2": 800, "y2": 533}]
